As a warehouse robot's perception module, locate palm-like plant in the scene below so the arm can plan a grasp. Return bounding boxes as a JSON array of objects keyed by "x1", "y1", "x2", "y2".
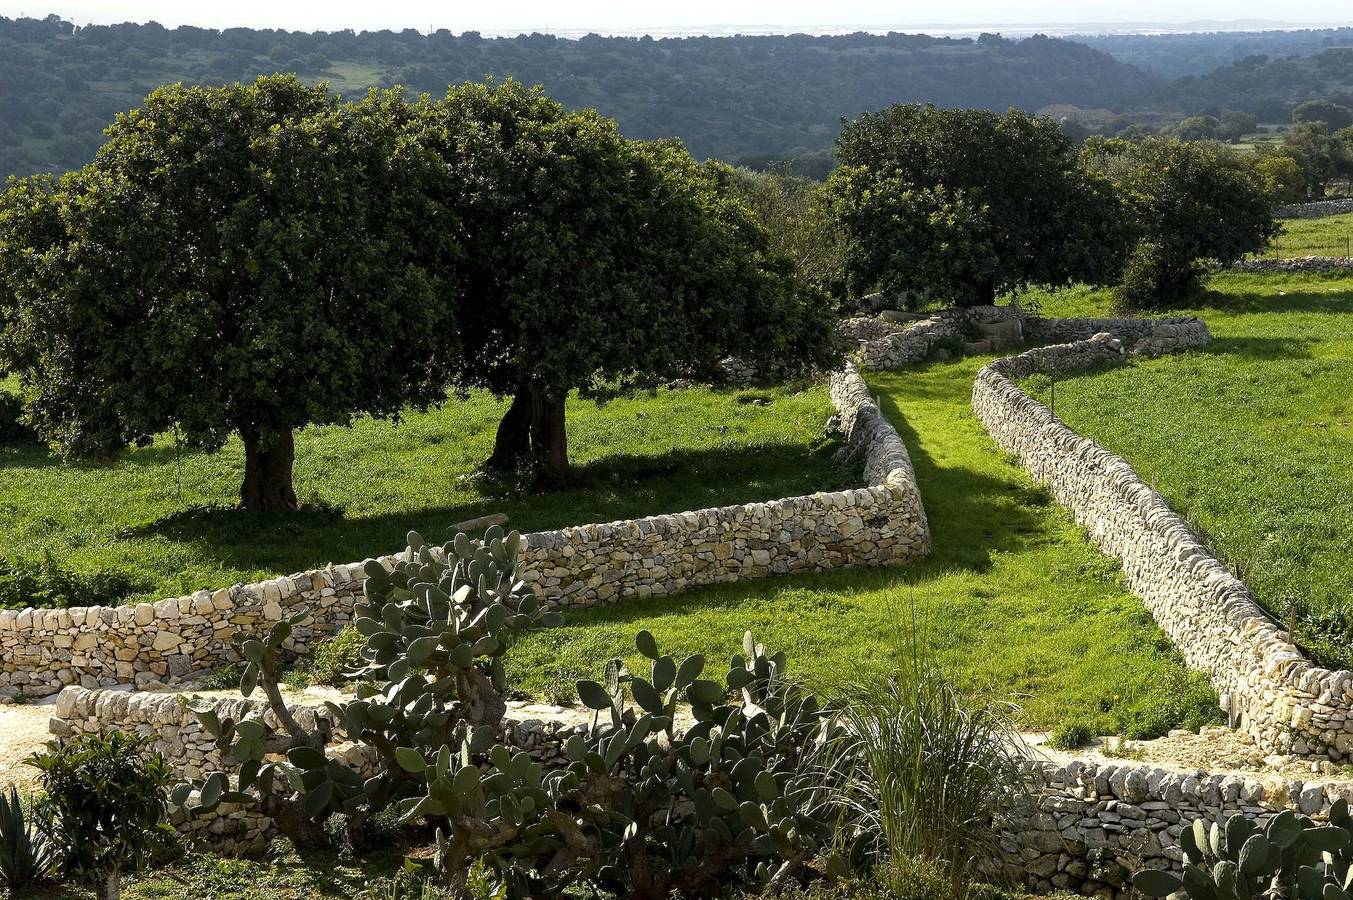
[{"x1": 0, "y1": 784, "x2": 59, "y2": 892}]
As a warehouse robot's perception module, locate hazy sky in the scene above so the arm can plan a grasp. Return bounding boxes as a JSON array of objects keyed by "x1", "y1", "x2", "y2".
[{"x1": 2, "y1": 1, "x2": 1351, "y2": 34}]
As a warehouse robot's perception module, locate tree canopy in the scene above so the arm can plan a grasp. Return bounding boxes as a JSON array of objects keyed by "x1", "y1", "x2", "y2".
[
  {"x1": 826, "y1": 104, "x2": 1128, "y2": 307},
  {"x1": 0, "y1": 76, "x2": 838, "y2": 499},
  {"x1": 1083, "y1": 137, "x2": 1278, "y2": 308},
  {"x1": 0, "y1": 75, "x2": 457, "y2": 510},
  {"x1": 411, "y1": 81, "x2": 838, "y2": 486}
]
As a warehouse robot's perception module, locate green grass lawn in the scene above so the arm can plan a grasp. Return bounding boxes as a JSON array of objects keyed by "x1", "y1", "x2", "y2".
[
  {"x1": 0, "y1": 383, "x2": 848, "y2": 606},
  {"x1": 1031, "y1": 272, "x2": 1353, "y2": 668},
  {"x1": 1260, "y1": 212, "x2": 1353, "y2": 259},
  {"x1": 506, "y1": 353, "x2": 1220, "y2": 736}
]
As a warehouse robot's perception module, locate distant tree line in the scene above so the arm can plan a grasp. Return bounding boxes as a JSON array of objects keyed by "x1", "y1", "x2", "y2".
[
  {"x1": 4, "y1": 15, "x2": 1353, "y2": 182},
  {"x1": 0, "y1": 14, "x2": 1178, "y2": 179}
]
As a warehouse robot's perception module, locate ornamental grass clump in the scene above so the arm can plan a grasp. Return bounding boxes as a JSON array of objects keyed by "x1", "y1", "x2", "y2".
[{"x1": 828, "y1": 659, "x2": 1028, "y2": 898}]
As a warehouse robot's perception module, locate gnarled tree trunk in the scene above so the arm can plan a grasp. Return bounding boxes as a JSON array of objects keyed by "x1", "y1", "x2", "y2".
[
  {"x1": 239, "y1": 426, "x2": 298, "y2": 513},
  {"x1": 487, "y1": 389, "x2": 532, "y2": 471},
  {"x1": 486, "y1": 384, "x2": 571, "y2": 489}
]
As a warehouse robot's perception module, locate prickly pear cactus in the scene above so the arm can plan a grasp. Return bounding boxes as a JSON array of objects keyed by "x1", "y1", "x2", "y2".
[
  {"x1": 494, "y1": 629, "x2": 856, "y2": 899},
  {"x1": 1133, "y1": 802, "x2": 1353, "y2": 900},
  {"x1": 173, "y1": 527, "x2": 561, "y2": 854}
]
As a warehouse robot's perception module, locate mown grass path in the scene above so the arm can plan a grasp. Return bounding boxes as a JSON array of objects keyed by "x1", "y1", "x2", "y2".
[
  {"x1": 509, "y1": 357, "x2": 1217, "y2": 735},
  {"x1": 1038, "y1": 273, "x2": 1353, "y2": 668}
]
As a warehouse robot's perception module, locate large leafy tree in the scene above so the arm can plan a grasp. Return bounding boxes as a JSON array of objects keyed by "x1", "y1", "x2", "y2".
[
  {"x1": 826, "y1": 104, "x2": 1128, "y2": 308},
  {"x1": 1082, "y1": 137, "x2": 1279, "y2": 307},
  {"x1": 412, "y1": 81, "x2": 837, "y2": 488},
  {"x1": 0, "y1": 76, "x2": 457, "y2": 511}
]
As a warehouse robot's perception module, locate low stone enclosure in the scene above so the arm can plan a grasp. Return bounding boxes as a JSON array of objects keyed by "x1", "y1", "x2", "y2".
[
  {"x1": 972, "y1": 329, "x2": 1353, "y2": 761},
  {"x1": 0, "y1": 364, "x2": 929, "y2": 698},
  {"x1": 1230, "y1": 256, "x2": 1353, "y2": 273},
  {"x1": 33, "y1": 300, "x2": 1353, "y2": 895},
  {"x1": 1275, "y1": 198, "x2": 1353, "y2": 219}
]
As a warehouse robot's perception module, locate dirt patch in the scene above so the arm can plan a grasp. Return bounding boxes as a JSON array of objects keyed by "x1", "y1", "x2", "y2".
[
  {"x1": 0, "y1": 700, "x2": 57, "y2": 790},
  {"x1": 1027, "y1": 725, "x2": 1353, "y2": 780}
]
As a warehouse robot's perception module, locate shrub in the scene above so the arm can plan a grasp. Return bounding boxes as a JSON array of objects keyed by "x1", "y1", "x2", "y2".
[
  {"x1": 1113, "y1": 240, "x2": 1203, "y2": 312},
  {"x1": 1047, "y1": 719, "x2": 1095, "y2": 751},
  {"x1": 27, "y1": 731, "x2": 177, "y2": 900},
  {"x1": 828, "y1": 661, "x2": 1028, "y2": 899},
  {"x1": 0, "y1": 391, "x2": 37, "y2": 446},
  {"x1": 0, "y1": 785, "x2": 59, "y2": 892},
  {"x1": 0, "y1": 554, "x2": 149, "y2": 609},
  {"x1": 282, "y1": 624, "x2": 364, "y2": 690}
]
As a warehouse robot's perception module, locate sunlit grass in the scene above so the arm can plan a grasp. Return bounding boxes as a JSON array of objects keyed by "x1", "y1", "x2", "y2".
[{"x1": 1030, "y1": 272, "x2": 1353, "y2": 667}]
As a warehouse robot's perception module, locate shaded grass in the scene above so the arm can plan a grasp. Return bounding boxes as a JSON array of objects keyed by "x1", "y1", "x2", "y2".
[
  {"x1": 1029, "y1": 272, "x2": 1353, "y2": 668},
  {"x1": 508, "y1": 355, "x2": 1221, "y2": 734},
  {"x1": 0, "y1": 383, "x2": 848, "y2": 605}
]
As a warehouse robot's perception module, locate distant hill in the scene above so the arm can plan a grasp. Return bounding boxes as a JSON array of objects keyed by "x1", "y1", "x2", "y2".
[
  {"x1": 1079, "y1": 27, "x2": 1353, "y2": 78},
  {"x1": 0, "y1": 16, "x2": 1155, "y2": 179},
  {"x1": 1153, "y1": 47, "x2": 1353, "y2": 120}
]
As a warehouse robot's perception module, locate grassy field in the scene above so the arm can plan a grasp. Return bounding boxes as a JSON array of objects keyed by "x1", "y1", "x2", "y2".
[
  {"x1": 1032, "y1": 272, "x2": 1353, "y2": 668},
  {"x1": 507, "y1": 353, "x2": 1220, "y2": 737},
  {"x1": 1259, "y1": 212, "x2": 1353, "y2": 260},
  {"x1": 0, "y1": 383, "x2": 848, "y2": 606}
]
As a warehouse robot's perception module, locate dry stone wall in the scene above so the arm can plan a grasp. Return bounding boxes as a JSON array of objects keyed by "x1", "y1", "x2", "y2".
[
  {"x1": 1275, "y1": 199, "x2": 1353, "y2": 219},
  {"x1": 2, "y1": 369, "x2": 929, "y2": 697},
  {"x1": 1229, "y1": 256, "x2": 1353, "y2": 273},
  {"x1": 994, "y1": 756, "x2": 1353, "y2": 898},
  {"x1": 973, "y1": 329, "x2": 1353, "y2": 759}
]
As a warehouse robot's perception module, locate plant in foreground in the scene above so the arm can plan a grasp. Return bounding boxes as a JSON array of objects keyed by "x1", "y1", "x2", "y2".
[
  {"x1": 0, "y1": 784, "x2": 59, "y2": 892},
  {"x1": 174, "y1": 527, "x2": 863, "y2": 899},
  {"x1": 1133, "y1": 802, "x2": 1353, "y2": 900},
  {"x1": 27, "y1": 730, "x2": 176, "y2": 900},
  {"x1": 827, "y1": 661, "x2": 1028, "y2": 899}
]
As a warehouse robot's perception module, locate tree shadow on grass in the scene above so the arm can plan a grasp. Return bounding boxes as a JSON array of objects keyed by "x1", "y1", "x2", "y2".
[
  {"x1": 110, "y1": 440, "x2": 858, "y2": 586},
  {"x1": 1200, "y1": 336, "x2": 1319, "y2": 361},
  {"x1": 1197, "y1": 287, "x2": 1353, "y2": 316}
]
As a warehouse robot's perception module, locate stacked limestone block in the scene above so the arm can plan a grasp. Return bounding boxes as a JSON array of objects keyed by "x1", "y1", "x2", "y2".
[
  {"x1": 1230, "y1": 257, "x2": 1353, "y2": 274},
  {"x1": 1274, "y1": 199, "x2": 1353, "y2": 218},
  {"x1": 0, "y1": 566, "x2": 363, "y2": 699},
  {"x1": 973, "y1": 331, "x2": 1353, "y2": 759},
  {"x1": 993, "y1": 758, "x2": 1353, "y2": 898},
  {"x1": 854, "y1": 312, "x2": 964, "y2": 368},
  {"x1": 517, "y1": 365, "x2": 931, "y2": 607},
  {"x1": 1021, "y1": 316, "x2": 1208, "y2": 356}
]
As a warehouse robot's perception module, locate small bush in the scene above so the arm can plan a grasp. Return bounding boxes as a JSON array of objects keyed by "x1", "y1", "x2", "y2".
[
  {"x1": 282, "y1": 625, "x2": 364, "y2": 690},
  {"x1": 0, "y1": 554, "x2": 149, "y2": 609},
  {"x1": 0, "y1": 391, "x2": 38, "y2": 446},
  {"x1": 1048, "y1": 719, "x2": 1095, "y2": 750},
  {"x1": 1113, "y1": 240, "x2": 1203, "y2": 312},
  {"x1": 28, "y1": 730, "x2": 177, "y2": 900},
  {"x1": 0, "y1": 785, "x2": 59, "y2": 892},
  {"x1": 193, "y1": 663, "x2": 246, "y2": 691}
]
